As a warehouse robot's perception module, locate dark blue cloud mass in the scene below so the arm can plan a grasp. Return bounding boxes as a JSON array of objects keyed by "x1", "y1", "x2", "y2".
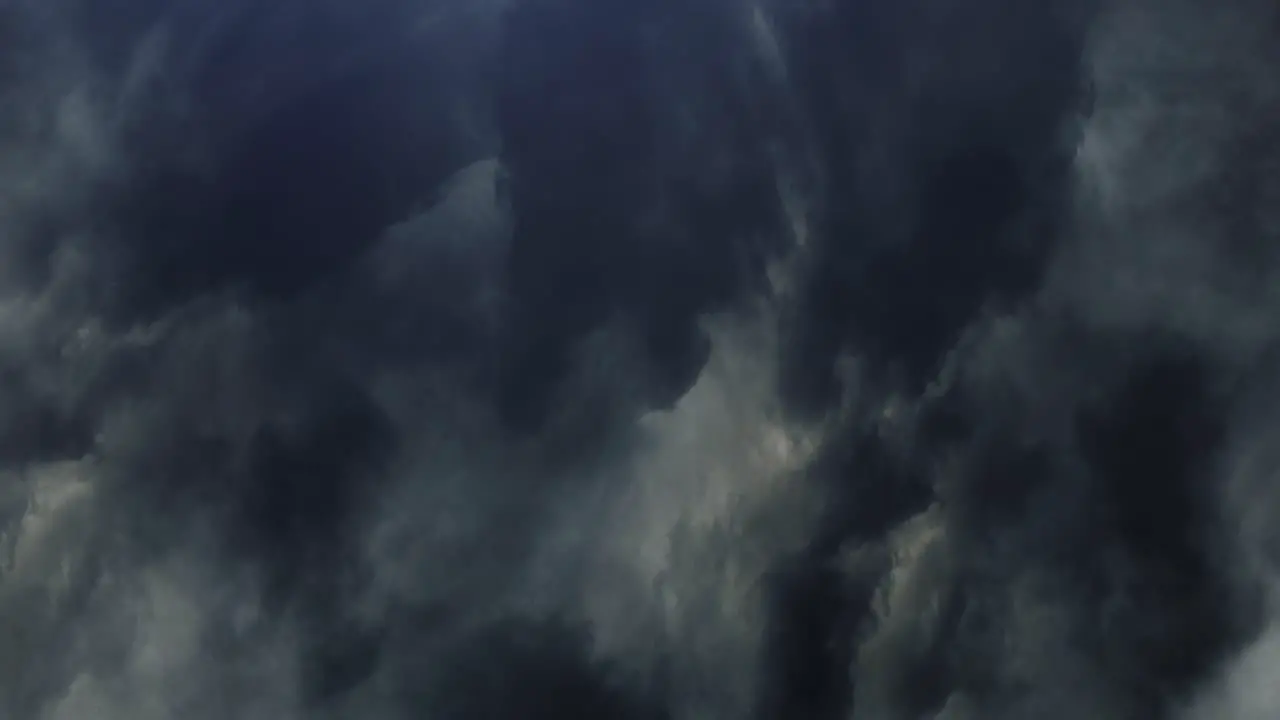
[{"x1": 1, "y1": 0, "x2": 1278, "y2": 719}]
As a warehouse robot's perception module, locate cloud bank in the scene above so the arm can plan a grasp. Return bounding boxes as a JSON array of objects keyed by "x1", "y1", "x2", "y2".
[{"x1": 1, "y1": 0, "x2": 1278, "y2": 718}]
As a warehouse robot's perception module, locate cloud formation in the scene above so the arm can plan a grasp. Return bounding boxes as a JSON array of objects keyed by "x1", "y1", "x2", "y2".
[{"x1": 1, "y1": 0, "x2": 1278, "y2": 718}]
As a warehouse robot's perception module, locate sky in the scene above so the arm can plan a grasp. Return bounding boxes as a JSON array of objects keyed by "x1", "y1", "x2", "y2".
[{"x1": 1, "y1": 0, "x2": 1278, "y2": 718}]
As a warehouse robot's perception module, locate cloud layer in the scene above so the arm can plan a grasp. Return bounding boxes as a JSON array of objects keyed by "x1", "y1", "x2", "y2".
[{"x1": 1, "y1": 0, "x2": 1278, "y2": 718}]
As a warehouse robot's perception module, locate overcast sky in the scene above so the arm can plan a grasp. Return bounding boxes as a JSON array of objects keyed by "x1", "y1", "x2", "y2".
[{"x1": 1, "y1": 0, "x2": 1278, "y2": 718}]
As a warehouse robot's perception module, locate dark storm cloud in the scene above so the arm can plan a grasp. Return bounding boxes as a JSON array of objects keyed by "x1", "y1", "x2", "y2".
[
  {"x1": 2, "y1": 0, "x2": 1279, "y2": 719},
  {"x1": 796, "y1": 1, "x2": 1280, "y2": 716},
  {"x1": 492, "y1": 0, "x2": 800, "y2": 429},
  {"x1": 771, "y1": 0, "x2": 1097, "y2": 415}
]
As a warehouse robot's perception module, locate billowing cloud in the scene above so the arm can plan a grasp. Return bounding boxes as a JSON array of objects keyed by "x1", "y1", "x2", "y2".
[{"x1": 1, "y1": 0, "x2": 1277, "y2": 719}]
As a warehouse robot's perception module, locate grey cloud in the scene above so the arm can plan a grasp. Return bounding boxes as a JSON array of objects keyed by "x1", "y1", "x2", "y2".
[{"x1": 2, "y1": 0, "x2": 1279, "y2": 719}]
